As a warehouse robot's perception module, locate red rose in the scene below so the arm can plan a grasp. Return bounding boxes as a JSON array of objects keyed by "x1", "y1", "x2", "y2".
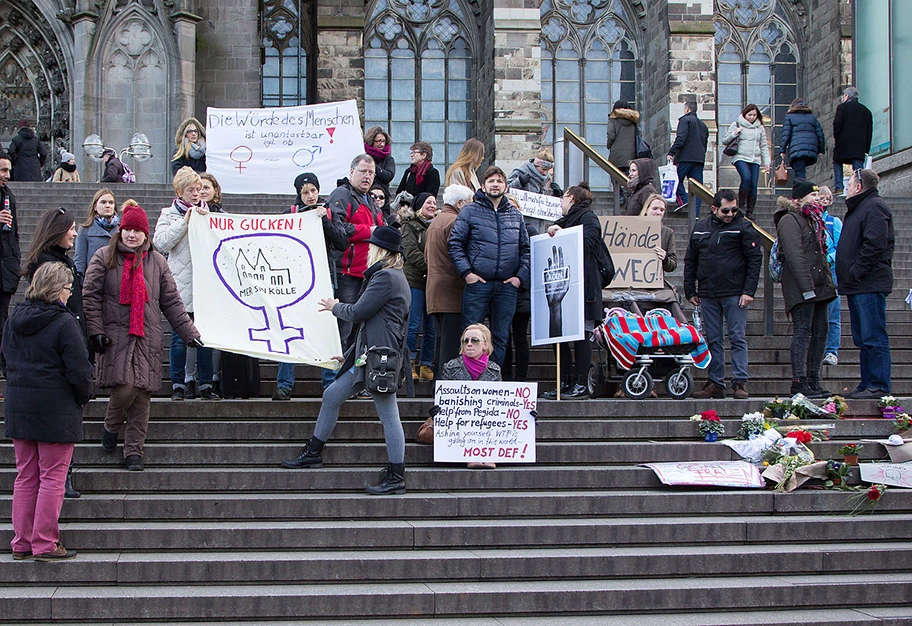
[{"x1": 867, "y1": 486, "x2": 882, "y2": 501}]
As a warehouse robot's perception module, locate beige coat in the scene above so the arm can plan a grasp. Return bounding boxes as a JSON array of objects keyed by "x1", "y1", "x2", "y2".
[
  {"x1": 425, "y1": 204, "x2": 464, "y2": 314},
  {"x1": 445, "y1": 167, "x2": 480, "y2": 191}
]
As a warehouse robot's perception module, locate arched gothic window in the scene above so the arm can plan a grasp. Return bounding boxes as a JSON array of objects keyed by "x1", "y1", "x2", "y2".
[
  {"x1": 541, "y1": 0, "x2": 638, "y2": 190},
  {"x1": 714, "y1": 0, "x2": 799, "y2": 156},
  {"x1": 261, "y1": 0, "x2": 316, "y2": 107},
  {"x1": 364, "y1": 0, "x2": 475, "y2": 175}
]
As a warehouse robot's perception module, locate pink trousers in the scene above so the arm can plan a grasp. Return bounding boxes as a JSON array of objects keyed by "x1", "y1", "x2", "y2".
[{"x1": 11, "y1": 439, "x2": 74, "y2": 556}]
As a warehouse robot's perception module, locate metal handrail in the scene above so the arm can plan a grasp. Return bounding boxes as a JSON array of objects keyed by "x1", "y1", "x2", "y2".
[{"x1": 562, "y1": 127, "x2": 629, "y2": 215}]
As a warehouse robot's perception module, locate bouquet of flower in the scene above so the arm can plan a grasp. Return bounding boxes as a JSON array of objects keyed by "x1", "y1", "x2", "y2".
[
  {"x1": 784, "y1": 429, "x2": 813, "y2": 444},
  {"x1": 786, "y1": 393, "x2": 833, "y2": 419},
  {"x1": 737, "y1": 412, "x2": 768, "y2": 440},
  {"x1": 878, "y1": 395, "x2": 900, "y2": 409},
  {"x1": 846, "y1": 483, "x2": 888, "y2": 515},
  {"x1": 894, "y1": 413, "x2": 912, "y2": 433},
  {"x1": 763, "y1": 398, "x2": 790, "y2": 420},
  {"x1": 691, "y1": 410, "x2": 724, "y2": 437},
  {"x1": 821, "y1": 396, "x2": 848, "y2": 418}
]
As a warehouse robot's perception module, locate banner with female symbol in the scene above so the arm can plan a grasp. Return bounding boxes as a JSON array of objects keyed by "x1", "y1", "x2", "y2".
[
  {"x1": 530, "y1": 226, "x2": 584, "y2": 346},
  {"x1": 188, "y1": 211, "x2": 342, "y2": 368},
  {"x1": 205, "y1": 100, "x2": 364, "y2": 194}
]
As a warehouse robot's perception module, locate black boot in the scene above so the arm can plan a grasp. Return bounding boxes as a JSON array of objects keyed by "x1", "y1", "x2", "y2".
[
  {"x1": 746, "y1": 194, "x2": 757, "y2": 221},
  {"x1": 542, "y1": 376, "x2": 573, "y2": 400},
  {"x1": 281, "y1": 437, "x2": 325, "y2": 469},
  {"x1": 564, "y1": 376, "x2": 589, "y2": 399},
  {"x1": 806, "y1": 376, "x2": 831, "y2": 399},
  {"x1": 738, "y1": 189, "x2": 749, "y2": 215},
  {"x1": 366, "y1": 463, "x2": 406, "y2": 495},
  {"x1": 790, "y1": 377, "x2": 807, "y2": 396},
  {"x1": 64, "y1": 465, "x2": 80, "y2": 499}
]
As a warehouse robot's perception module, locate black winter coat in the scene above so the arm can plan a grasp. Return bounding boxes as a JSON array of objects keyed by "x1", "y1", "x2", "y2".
[
  {"x1": 773, "y1": 199, "x2": 837, "y2": 314},
  {"x1": 683, "y1": 213, "x2": 763, "y2": 300},
  {"x1": 668, "y1": 111, "x2": 708, "y2": 164},
  {"x1": 448, "y1": 189, "x2": 531, "y2": 286},
  {"x1": 780, "y1": 108, "x2": 826, "y2": 164},
  {"x1": 8, "y1": 128, "x2": 48, "y2": 181},
  {"x1": 0, "y1": 185, "x2": 22, "y2": 294},
  {"x1": 397, "y1": 166, "x2": 440, "y2": 198},
  {"x1": 284, "y1": 202, "x2": 348, "y2": 289},
  {"x1": 833, "y1": 99, "x2": 874, "y2": 164},
  {"x1": 171, "y1": 154, "x2": 206, "y2": 175},
  {"x1": 27, "y1": 247, "x2": 87, "y2": 341},
  {"x1": 370, "y1": 153, "x2": 396, "y2": 198},
  {"x1": 554, "y1": 200, "x2": 604, "y2": 322},
  {"x1": 2, "y1": 300, "x2": 94, "y2": 443},
  {"x1": 835, "y1": 188, "x2": 894, "y2": 296}
]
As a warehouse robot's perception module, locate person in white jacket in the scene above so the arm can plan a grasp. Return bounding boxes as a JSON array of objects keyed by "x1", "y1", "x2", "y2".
[
  {"x1": 153, "y1": 166, "x2": 220, "y2": 400},
  {"x1": 721, "y1": 104, "x2": 771, "y2": 220}
]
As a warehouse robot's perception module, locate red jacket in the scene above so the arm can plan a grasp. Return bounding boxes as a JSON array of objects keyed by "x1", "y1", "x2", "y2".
[{"x1": 326, "y1": 179, "x2": 385, "y2": 279}]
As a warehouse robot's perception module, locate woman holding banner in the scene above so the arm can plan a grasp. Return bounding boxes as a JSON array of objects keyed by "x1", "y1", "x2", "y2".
[{"x1": 281, "y1": 226, "x2": 411, "y2": 495}]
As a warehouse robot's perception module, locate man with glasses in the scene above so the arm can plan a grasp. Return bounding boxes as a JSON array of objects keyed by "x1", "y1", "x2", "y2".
[
  {"x1": 684, "y1": 189, "x2": 762, "y2": 399},
  {"x1": 0, "y1": 152, "x2": 21, "y2": 358}
]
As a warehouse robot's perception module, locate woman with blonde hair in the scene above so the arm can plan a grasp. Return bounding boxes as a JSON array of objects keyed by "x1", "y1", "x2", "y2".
[
  {"x1": 445, "y1": 138, "x2": 484, "y2": 191},
  {"x1": 75, "y1": 189, "x2": 119, "y2": 276},
  {"x1": 638, "y1": 193, "x2": 677, "y2": 276},
  {"x1": 170, "y1": 117, "x2": 207, "y2": 175}
]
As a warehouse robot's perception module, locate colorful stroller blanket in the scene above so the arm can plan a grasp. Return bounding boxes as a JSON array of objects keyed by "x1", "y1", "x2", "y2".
[{"x1": 601, "y1": 314, "x2": 711, "y2": 370}]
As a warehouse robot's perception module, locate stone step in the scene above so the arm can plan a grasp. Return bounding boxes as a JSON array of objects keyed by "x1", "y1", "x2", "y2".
[{"x1": 2, "y1": 574, "x2": 910, "y2": 623}]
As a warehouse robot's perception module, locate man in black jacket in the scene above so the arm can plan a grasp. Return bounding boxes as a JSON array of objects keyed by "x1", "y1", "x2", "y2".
[
  {"x1": 837, "y1": 169, "x2": 894, "y2": 399},
  {"x1": 832, "y1": 87, "x2": 873, "y2": 194},
  {"x1": 684, "y1": 189, "x2": 762, "y2": 399},
  {"x1": 667, "y1": 101, "x2": 709, "y2": 213},
  {"x1": 0, "y1": 152, "x2": 22, "y2": 353}
]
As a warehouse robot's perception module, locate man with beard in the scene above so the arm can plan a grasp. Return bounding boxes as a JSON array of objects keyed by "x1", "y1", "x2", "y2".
[{"x1": 448, "y1": 167, "x2": 530, "y2": 366}]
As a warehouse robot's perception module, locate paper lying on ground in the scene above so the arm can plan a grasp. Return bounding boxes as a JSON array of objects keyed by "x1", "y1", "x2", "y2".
[
  {"x1": 642, "y1": 461, "x2": 764, "y2": 488},
  {"x1": 860, "y1": 463, "x2": 912, "y2": 488}
]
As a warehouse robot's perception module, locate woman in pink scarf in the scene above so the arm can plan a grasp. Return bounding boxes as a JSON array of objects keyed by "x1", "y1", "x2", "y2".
[{"x1": 440, "y1": 323, "x2": 501, "y2": 469}]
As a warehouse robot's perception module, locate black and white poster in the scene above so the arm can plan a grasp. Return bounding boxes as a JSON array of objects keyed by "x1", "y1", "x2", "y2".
[{"x1": 530, "y1": 225, "x2": 585, "y2": 346}]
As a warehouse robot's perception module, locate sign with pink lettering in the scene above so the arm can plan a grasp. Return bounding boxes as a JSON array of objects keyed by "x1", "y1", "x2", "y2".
[
  {"x1": 642, "y1": 461, "x2": 764, "y2": 488},
  {"x1": 433, "y1": 381, "x2": 537, "y2": 464}
]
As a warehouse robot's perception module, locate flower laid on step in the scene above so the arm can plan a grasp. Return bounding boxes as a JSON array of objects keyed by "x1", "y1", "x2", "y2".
[
  {"x1": 878, "y1": 395, "x2": 899, "y2": 409},
  {"x1": 762, "y1": 398, "x2": 790, "y2": 420},
  {"x1": 825, "y1": 459, "x2": 850, "y2": 489},
  {"x1": 737, "y1": 412, "x2": 768, "y2": 440},
  {"x1": 694, "y1": 410, "x2": 724, "y2": 438},
  {"x1": 894, "y1": 413, "x2": 911, "y2": 433},
  {"x1": 786, "y1": 394, "x2": 833, "y2": 420},
  {"x1": 821, "y1": 395, "x2": 848, "y2": 418},
  {"x1": 838, "y1": 443, "x2": 863, "y2": 456},
  {"x1": 846, "y1": 483, "x2": 888, "y2": 516},
  {"x1": 784, "y1": 429, "x2": 813, "y2": 444}
]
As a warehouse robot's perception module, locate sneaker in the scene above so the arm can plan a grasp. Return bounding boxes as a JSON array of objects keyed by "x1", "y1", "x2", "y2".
[
  {"x1": 198, "y1": 387, "x2": 221, "y2": 400},
  {"x1": 170, "y1": 387, "x2": 185, "y2": 401},
  {"x1": 542, "y1": 384, "x2": 571, "y2": 400},
  {"x1": 101, "y1": 430, "x2": 117, "y2": 454},
  {"x1": 732, "y1": 381, "x2": 749, "y2": 400},
  {"x1": 184, "y1": 381, "x2": 197, "y2": 400},
  {"x1": 418, "y1": 365, "x2": 435, "y2": 382},
  {"x1": 12, "y1": 550, "x2": 32, "y2": 561},
  {"x1": 693, "y1": 381, "x2": 726, "y2": 399},
  {"x1": 846, "y1": 387, "x2": 887, "y2": 400},
  {"x1": 32, "y1": 543, "x2": 76, "y2": 562},
  {"x1": 564, "y1": 383, "x2": 589, "y2": 399},
  {"x1": 822, "y1": 353, "x2": 838, "y2": 366},
  {"x1": 271, "y1": 387, "x2": 292, "y2": 401},
  {"x1": 125, "y1": 455, "x2": 144, "y2": 471}
]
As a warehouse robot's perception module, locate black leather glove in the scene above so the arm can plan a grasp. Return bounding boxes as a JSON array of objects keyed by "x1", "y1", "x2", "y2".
[
  {"x1": 91, "y1": 334, "x2": 111, "y2": 354},
  {"x1": 529, "y1": 410, "x2": 538, "y2": 422},
  {"x1": 187, "y1": 337, "x2": 205, "y2": 349},
  {"x1": 428, "y1": 405, "x2": 441, "y2": 417},
  {"x1": 550, "y1": 182, "x2": 563, "y2": 197}
]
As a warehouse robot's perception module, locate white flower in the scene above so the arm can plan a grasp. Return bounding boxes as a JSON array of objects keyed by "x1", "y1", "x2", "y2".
[
  {"x1": 689, "y1": 414, "x2": 702, "y2": 422},
  {"x1": 741, "y1": 412, "x2": 765, "y2": 421}
]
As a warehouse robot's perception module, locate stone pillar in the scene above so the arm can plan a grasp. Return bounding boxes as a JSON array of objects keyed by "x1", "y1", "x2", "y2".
[
  {"x1": 170, "y1": 10, "x2": 201, "y2": 123},
  {"x1": 194, "y1": 1, "x2": 260, "y2": 113},
  {"x1": 69, "y1": 9, "x2": 98, "y2": 179},
  {"x1": 491, "y1": 5, "x2": 543, "y2": 175}
]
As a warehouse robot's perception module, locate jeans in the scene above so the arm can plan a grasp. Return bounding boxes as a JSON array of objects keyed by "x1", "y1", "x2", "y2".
[
  {"x1": 676, "y1": 161, "x2": 703, "y2": 213},
  {"x1": 461, "y1": 280, "x2": 519, "y2": 367},
  {"x1": 733, "y1": 160, "x2": 761, "y2": 198},
  {"x1": 170, "y1": 316, "x2": 214, "y2": 390},
  {"x1": 406, "y1": 288, "x2": 435, "y2": 366},
  {"x1": 833, "y1": 159, "x2": 865, "y2": 190},
  {"x1": 789, "y1": 300, "x2": 829, "y2": 381},
  {"x1": 790, "y1": 158, "x2": 810, "y2": 181},
  {"x1": 825, "y1": 267, "x2": 841, "y2": 356},
  {"x1": 847, "y1": 292, "x2": 891, "y2": 392},
  {"x1": 312, "y1": 367, "x2": 405, "y2": 464},
  {"x1": 277, "y1": 362, "x2": 295, "y2": 391},
  {"x1": 11, "y1": 439, "x2": 74, "y2": 555},
  {"x1": 701, "y1": 295, "x2": 749, "y2": 387}
]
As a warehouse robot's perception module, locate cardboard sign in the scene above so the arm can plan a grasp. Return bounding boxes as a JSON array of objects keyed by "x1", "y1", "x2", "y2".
[
  {"x1": 206, "y1": 100, "x2": 364, "y2": 194},
  {"x1": 529, "y1": 227, "x2": 585, "y2": 347},
  {"x1": 509, "y1": 188, "x2": 562, "y2": 222},
  {"x1": 642, "y1": 461, "x2": 765, "y2": 488},
  {"x1": 433, "y1": 381, "x2": 537, "y2": 464},
  {"x1": 860, "y1": 463, "x2": 912, "y2": 489},
  {"x1": 598, "y1": 216, "x2": 664, "y2": 288}
]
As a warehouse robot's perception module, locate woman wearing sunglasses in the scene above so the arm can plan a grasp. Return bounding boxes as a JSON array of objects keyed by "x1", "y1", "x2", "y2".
[{"x1": 440, "y1": 323, "x2": 502, "y2": 469}]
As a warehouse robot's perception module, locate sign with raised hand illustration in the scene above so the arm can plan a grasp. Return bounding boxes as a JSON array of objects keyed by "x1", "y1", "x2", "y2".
[{"x1": 530, "y1": 225, "x2": 584, "y2": 346}]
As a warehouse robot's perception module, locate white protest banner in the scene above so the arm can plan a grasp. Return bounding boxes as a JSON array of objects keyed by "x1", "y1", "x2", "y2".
[
  {"x1": 598, "y1": 216, "x2": 664, "y2": 289},
  {"x1": 188, "y1": 211, "x2": 342, "y2": 368},
  {"x1": 642, "y1": 461, "x2": 764, "y2": 488},
  {"x1": 530, "y1": 226, "x2": 585, "y2": 347},
  {"x1": 508, "y1": 188, "x2": 562, "y2": 222},
  {"x1": 860, "y1": 463, "x2": 912, "y2": 489},
  {"x1": 206, "y1": 100, "x2": 363, "y2": 195},
  {"x1": 433, "y1": 381, "x2": 537, "y2": 464}
]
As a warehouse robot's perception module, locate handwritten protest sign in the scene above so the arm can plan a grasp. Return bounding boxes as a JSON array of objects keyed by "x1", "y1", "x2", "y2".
[
  {"x1": 598, "y1": 216, "x2": 664, "y2": 288},
  {"x1": 508, "y1": 188, "x2": 562, "y2": 222},
  {"x1": 188, "y1": 211, "x2": 342, "y2": 368},
  {"x1": 434, "y1": 381, "x2": 537, "y2": 463},
  {"x1": 860, "y1": 463, "x2": 912, "y2": 489},
  {"x1": 206, "y1": 100, "x2": 363, "y2": 194},
  {"x1": 642, "y1": 461, "x2": 764, "y2": 488}
]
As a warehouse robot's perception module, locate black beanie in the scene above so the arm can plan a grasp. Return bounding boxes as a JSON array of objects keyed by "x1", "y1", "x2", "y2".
[
  {"x1": 412, "y1": 192, "x2": 433, "y2": 215},
  {"x1": 294, "y1": 172, "x2": 320, "y2": 196},
  {"x1": 791, "y1": 179, "x2": 818, "y2": 200}
]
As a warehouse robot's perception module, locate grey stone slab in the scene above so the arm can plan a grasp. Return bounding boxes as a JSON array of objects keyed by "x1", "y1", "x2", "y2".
[
  {"x1": 0, "y1": 553, "x2": 117, "y2": 584},
  {"x1": 495, "y1": 610, "x2": 886, "y2": 626},
  {"x1": 0, "y1": 586, "x2": 53, "y2": 622}
]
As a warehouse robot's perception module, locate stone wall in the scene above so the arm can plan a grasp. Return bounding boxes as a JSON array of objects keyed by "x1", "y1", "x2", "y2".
[{"x1": 194, "y1": 1, "x2": 260, "y2": 116}]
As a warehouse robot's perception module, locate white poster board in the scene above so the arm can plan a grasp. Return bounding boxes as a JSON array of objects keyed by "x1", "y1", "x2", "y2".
[
  {"x1": 433, "y1": 381, "x2": 537, "y2": 464},
  {"x1": 530, "y1": 226, "x2": 585, "y2": 347},
  {"x1": 188, "y1": 211, "x2": 342, "y2": 367},
  {"x1": 206, "y1": 101, "x2": 364, "y2": 194},
  {"x1": 508, "y1": 188, "x2": 562, "y2": 222},
  {"x1": 860, "y1": 463, "x2": 912, "y2": 489},
  {"x1": 598, "y1": 216, "x2": 664, "y2": 289},
  {"x1": 642, "y1": 461, "x2": 765, "y2": 488}
]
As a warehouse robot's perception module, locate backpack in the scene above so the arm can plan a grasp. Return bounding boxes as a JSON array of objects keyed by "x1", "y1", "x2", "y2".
[
  {"x1": 595, "y1": 239, "x2": 616, "y2": 288},
  {"x1": 121, "y1": 163, "x2": 136, "y2": 184},
  {"x1": 768, "y1": 238, "x2": 782, "y2": 283}
]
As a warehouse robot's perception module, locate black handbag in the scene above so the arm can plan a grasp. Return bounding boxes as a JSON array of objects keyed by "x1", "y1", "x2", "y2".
[
  {"x1": 723, "y1": 134, "x2": 740, "y2": 157},
  {"x1": 364, "y1": 345, "x2": 402, "y2": 394},
  {"x1": 634, "y1": 126, "x2": 653, "y2": 159}
]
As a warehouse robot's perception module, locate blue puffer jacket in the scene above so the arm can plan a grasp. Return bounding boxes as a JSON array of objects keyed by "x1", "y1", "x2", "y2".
[
  {"x1": 780, "y1": 105, "x2": 825, "y2": 164},
  {"x1": 448, "y1": 190, "x2": 531, "y2": 286}
]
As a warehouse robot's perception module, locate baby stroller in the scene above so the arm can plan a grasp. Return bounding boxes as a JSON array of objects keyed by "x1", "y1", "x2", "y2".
[{"x1": 588, "y1": 307, "x2": 711, "y2": 399}]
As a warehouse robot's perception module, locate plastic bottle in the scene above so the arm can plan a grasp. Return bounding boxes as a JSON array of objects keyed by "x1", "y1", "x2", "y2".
[
  {"x1": 2, "y1": 196, "x2": 10, "y2": 232},
  {"x1": 692, "y1": 305, "x2": 703, "y2": 333}
]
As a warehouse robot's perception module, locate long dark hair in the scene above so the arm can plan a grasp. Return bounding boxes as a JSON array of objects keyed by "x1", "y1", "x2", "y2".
[
  {"x1": 740, "y1": 104, "x2": 764, "y2": 123},
  {"x1": 564, "y1": 181, "x2": 593, "y2": 206},
  {"x1": 25, "y1": 207, "x2": 75, "y2": 273}
]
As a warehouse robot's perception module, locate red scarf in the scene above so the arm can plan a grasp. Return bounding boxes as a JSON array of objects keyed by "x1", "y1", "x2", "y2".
[
  {"x1": 120, "y1": 251, "x2": 149, "y2": 337},
  {"x1": 364, "y1": 143, "x2": 391, "y2": 160},
  {"x1": 463, "y1": 353, "x2": 489, "y2": 381},
  {"x1": 800, "y1": 203, "x2": 828, "y2": 255},
  {"x1": 410, "y1": 160, "x2": 432, "y2": 185}
]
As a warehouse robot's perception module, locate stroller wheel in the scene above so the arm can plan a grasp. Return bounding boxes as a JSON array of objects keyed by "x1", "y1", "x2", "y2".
[
  {"x1": 664, "y1": 369, "x2": 694, "y2": 400},
  {"x1": 622, "y1": 369, "x2": 653, "y2": 400},
  {"x1": 587, "y1": 363, "x2": 605, "y2": 399}
]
